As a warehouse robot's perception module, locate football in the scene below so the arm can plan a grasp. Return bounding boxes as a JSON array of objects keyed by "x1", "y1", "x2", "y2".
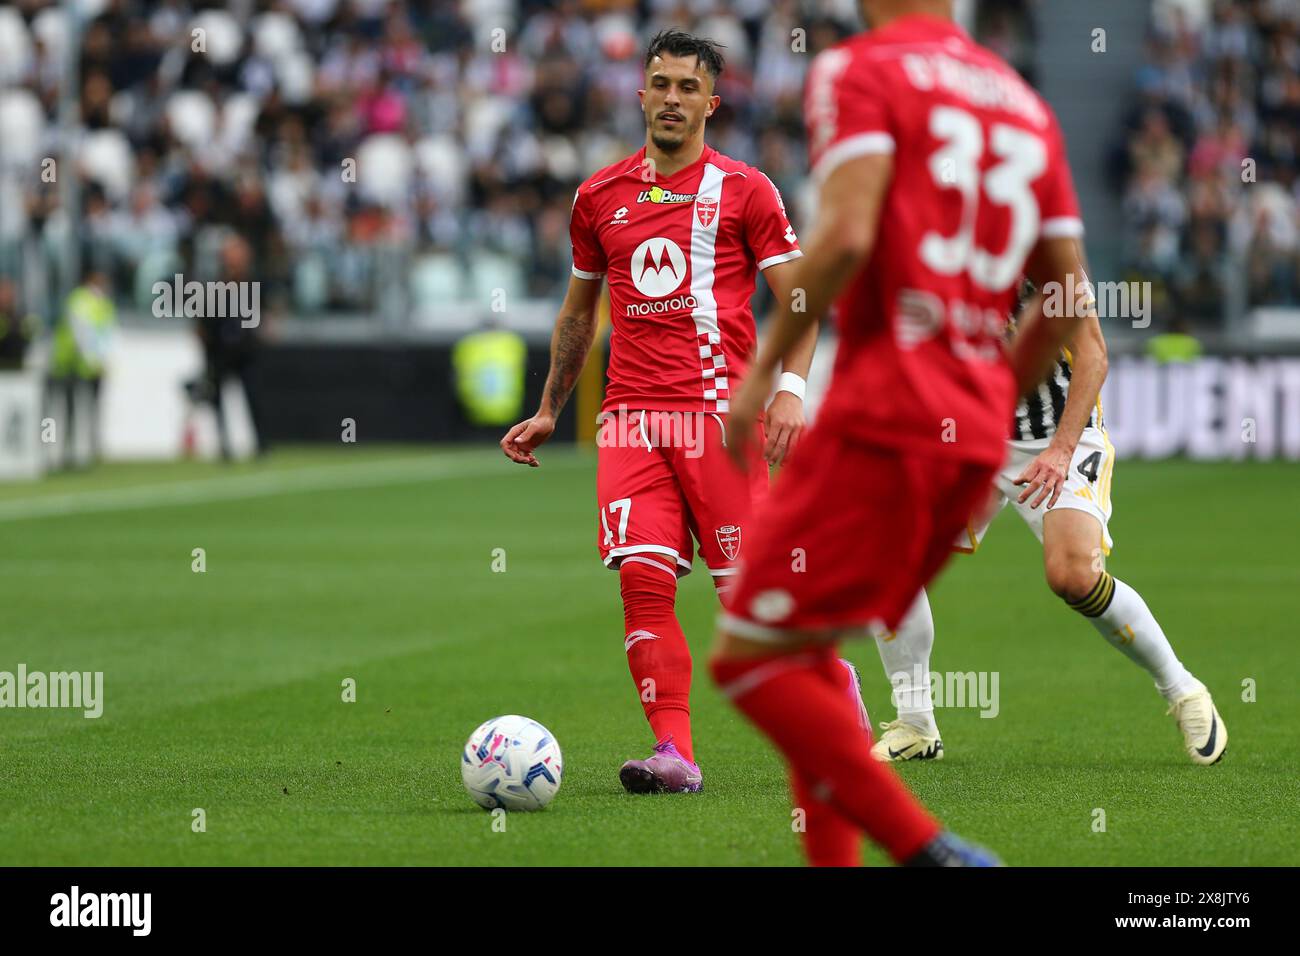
[{"x1": 460, "y1": 715, "x2": 563, "y2": 811}]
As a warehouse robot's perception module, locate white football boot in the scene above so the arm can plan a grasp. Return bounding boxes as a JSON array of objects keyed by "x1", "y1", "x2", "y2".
[
  {"x1": 870, "y1": 719, "x2": 944, "y2": 762},
  {"x1": 1168, "y1": 688, "x2": 1227, "y2": 765}
]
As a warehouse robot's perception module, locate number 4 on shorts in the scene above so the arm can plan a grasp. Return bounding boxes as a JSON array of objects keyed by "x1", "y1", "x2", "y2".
[{"x1": 1077, "y1": 451, "x2": 1102, "y2": 483}]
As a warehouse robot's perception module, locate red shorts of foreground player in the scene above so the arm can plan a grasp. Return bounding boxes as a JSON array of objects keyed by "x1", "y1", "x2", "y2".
[
  {"x1": 720, "y1": 423, "x2": 999, "y2": 639},
  {"x1": 596, "y1": 409, "x2": 767, "y2": 579}
]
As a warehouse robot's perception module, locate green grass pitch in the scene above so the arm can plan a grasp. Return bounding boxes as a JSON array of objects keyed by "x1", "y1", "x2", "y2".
[{"x1": 1, "y1": 446, "x2": 1296, "y2": 866}]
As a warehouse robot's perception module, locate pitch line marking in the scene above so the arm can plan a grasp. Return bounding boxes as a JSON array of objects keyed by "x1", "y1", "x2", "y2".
[{"x1": 0, "y1": 455, "x2": 585, "y2": 522}]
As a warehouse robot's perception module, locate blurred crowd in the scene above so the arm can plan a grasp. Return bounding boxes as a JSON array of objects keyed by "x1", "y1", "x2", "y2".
[
  {"x1": 0, "y1": 0, "x2": 869, "y2": 325},
  {"x1": 0, "y1": 0, "x2": 1293, "y2": 334},
  {"x1": 1114, "y1": 0, "x2": 1300, "y2": 326}
]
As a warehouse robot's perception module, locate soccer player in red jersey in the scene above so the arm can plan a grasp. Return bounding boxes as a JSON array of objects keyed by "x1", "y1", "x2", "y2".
[
  {"x1": 711, "y1": 0, "x2": 1095, "y2": 865},
  {"x1": 501, "y1": 31, "x2": 870, "y2": 794}
]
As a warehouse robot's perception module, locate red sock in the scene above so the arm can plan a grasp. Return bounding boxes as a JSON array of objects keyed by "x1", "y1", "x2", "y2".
[
  {"x1": 711, "y1": 646, "x2": 939, "y2": 863},
  {"x1": 791, "y1": 767, "x2": 862, "y2": 866},
  {"x1": 620, "y1": 558, "x2": 694, "y2": 763}
]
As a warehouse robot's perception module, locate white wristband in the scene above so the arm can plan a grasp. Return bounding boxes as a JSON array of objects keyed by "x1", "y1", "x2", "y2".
[{"x1": 776, "y1": 371, "x2": 806, "y2": 401}]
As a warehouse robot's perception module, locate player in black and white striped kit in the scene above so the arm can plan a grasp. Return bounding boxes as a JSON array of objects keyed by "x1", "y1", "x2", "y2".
[
  {"x1": 870, "y1": 276, "x2": 1228, "y2": 766},
  {"x1": 1015, "y1": 353, "x2": 1101, "y2": 442}
]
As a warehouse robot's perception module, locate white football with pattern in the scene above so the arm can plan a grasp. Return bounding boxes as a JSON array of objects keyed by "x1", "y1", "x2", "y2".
[{"x1": 461, "y1": 715, "x2": 563, "y2": 811}]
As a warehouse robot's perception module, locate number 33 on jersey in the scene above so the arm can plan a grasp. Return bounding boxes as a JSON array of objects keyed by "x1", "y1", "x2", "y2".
[{"x1": 804, "y1": 17, "x2": 1084, "y2": 468}]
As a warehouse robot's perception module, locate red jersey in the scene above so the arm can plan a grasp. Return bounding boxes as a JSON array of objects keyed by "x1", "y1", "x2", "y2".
[
  {"x1": 569, "y1": 145, "x2": 802, "y2": 414},
  {"x1": 804, "y1": 15, "x2": 1083, "y2": 465}
]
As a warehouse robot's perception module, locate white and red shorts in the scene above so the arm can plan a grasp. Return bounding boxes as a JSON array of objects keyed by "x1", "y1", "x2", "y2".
[{"x1": 596, "y1": 409, "x2": 767, "y2": 579}]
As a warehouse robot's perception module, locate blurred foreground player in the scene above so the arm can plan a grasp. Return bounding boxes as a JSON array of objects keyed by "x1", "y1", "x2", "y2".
[
  {"x1": 502, "y1": 31, "x2": 871, "y2": 794},
  {"x1": 712, "y1": 0, "x2": 1088, "y2": 865}
]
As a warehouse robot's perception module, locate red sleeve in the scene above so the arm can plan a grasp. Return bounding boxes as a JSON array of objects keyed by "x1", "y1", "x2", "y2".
[
  {"x1": 744, "y1": 171, "x2": 801, "y2": 271},
  {"x1": 1037, "y1": 112, "x2": 1084, "y2": 240},
  {"x1": 569, "y1": 187, "x2": 607, "y2": 279},
  {"x1": 804, "y1": 46, "x2": 895, "y2": 183}
]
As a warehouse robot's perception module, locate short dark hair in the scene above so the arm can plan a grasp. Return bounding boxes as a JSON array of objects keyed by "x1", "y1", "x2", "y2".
[{"x1": 643, "y1": 30, "x2": 726, "y2": 84}]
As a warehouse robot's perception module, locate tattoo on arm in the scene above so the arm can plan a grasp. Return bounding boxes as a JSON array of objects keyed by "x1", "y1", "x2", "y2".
[{"x1": 545, "y1": 311, "x2": 597, "y2": 415}]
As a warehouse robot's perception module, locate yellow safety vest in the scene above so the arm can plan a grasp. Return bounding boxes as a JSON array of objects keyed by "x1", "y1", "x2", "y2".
[{"x1": 53, "y1": 286, "x2": 116, "y2": 379}]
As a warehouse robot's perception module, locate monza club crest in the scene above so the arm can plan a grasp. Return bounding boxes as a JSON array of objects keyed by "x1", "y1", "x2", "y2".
[
  {"x1": 715, "y1": 524, "x2": 741, "y2": 561},
  {"x1": 695, "y1": 195, "x2": 718, "y2": 227}
]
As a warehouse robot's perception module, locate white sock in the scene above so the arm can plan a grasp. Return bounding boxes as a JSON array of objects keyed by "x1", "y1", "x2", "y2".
[
  {"x1": 874, "y1": 590, "x2": 939, "y2": 735},
  {"x1": 1076, "y1": 573, "x2": 1201, "y2": 702}
]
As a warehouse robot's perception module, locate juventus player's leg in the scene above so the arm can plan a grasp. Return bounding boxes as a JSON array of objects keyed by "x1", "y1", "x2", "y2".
[
  {"x1": 870, "y1": 591, "x2": 944, "y2": 761},
  {"x1": 1043, "y1": 508, "x2": 1227, "y2": 764},
  {"x1": 869, "y1": 510, "x2": 1229, "y2": 765},
  {"x1": 872, "y1": 477, "x2": 1009, "y2": 761}
]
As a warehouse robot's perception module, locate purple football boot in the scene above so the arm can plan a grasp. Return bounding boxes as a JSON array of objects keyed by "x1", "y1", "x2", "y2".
[{"x1": 619, "y1": 736, "x2": 703, "y2": 794}]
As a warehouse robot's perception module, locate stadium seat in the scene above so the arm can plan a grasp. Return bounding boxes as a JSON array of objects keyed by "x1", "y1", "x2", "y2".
[
  {"x1": 413, "y1": 135, "x2": 468, "y2": 205},
  {"x1": 294, "y1": 253, "x2": 330, "y2": 311},
  {"x1": 220, "y1": 92, "x2": 262, "y2": 155},
  {"x1": 79, "y1": 130, "x2": 135, "y2": 202},
  {"x1": 252, "y1": 12, "x2": 302, "y2": 60},
  {"x1": 0, "y1": 176, "x2": 27, "y2": 242},
  {"x1": 356, "y1": 135, "x2": 413, "y2": 208},
  {"x1": 0, "y1": 8, "x2": 32, "y2": 86},
  {"x1": 133, "y1": 248, "x2": 183, "y2": 309},
  {"x1": 31, "y1": 7, "x2": 68, "y2": 67},
  {"x1": 190, "y1": 10, "x2": 243, "y2": 66},
  {"x1": 0, "y1": 90, "x2": 44, "y2": 169},
  {"x1": 410, "y1": 253, "x2": 465, "y2": 308},
  {"x1": 468, "y1": 251, "x2": 525, "y2": 304},
  {"x1": 276, "y1": 50, "x2": 317, "y2": 105},
  {"x1": 166, "y1": 91, "x2": 217, "y2": 150},
  {"x1": 462, "y1": 97, "x2": 513, "y2": 161}
]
